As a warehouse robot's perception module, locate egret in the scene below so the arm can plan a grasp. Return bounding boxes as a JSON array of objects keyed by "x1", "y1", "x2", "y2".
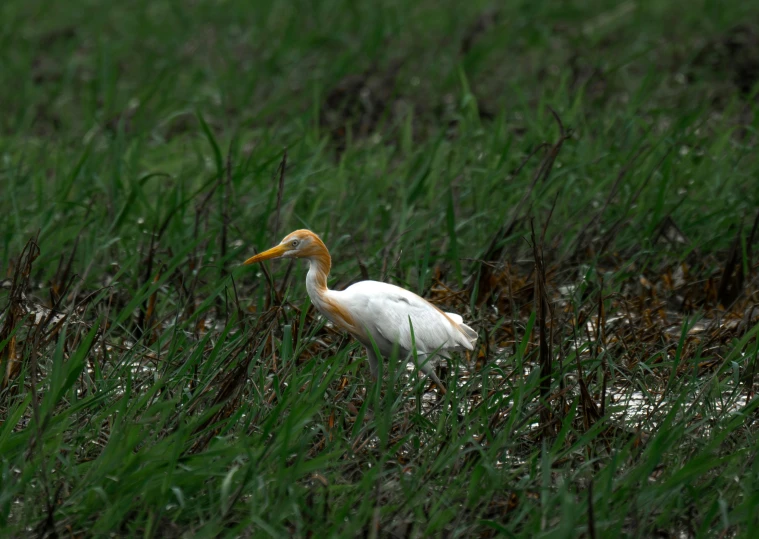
[{"x1": 244, "y1": 229, "x2": 477, "y2": 393}]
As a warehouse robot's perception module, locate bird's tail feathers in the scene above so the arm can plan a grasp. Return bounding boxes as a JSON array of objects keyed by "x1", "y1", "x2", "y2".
[
  {"x1": 444, "y1": 312, "x2": 477, "y2": 349},
  {"x1": 445, "y1": 312, "x2": 463, "y2": 324},
  {"x1": 457, "y1": 323, "x2": 478, "y2": 348}
]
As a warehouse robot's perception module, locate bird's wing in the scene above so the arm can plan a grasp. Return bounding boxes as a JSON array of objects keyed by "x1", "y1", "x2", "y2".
[{"x1": 334, "y1": 281, "x2": 475, "y2": 354}]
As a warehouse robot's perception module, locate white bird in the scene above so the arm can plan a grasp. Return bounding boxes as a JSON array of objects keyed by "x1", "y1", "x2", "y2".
[{"x1": 244, "y1": 230, "x2": 477, "y2": 393}]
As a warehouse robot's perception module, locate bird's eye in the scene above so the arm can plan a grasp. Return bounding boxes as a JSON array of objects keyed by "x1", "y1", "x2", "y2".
[{"x1": 291, "y1": 240, "x2": 299, "y2": 247}]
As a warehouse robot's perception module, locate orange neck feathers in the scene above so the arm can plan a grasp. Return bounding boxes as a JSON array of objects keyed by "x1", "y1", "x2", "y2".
[
  {"x1": 300, "y1": 233, "x2": 360, "y2": 336},
  {"x1": 301, "y1": 233, "x2": 331, "y2": 291}
]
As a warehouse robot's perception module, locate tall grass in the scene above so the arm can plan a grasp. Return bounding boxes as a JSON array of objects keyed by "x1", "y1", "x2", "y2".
[{"x1": 2, "y1": 0, "x2": 759, "y2": 536}]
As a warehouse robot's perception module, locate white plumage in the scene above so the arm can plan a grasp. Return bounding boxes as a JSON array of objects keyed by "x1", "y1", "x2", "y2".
[
  {"x1": 245, "y1": 229, "x2": 477, "y2": 392},
  {"x1": 319, "y1": 280, "x2": 477, "y2": 384}
]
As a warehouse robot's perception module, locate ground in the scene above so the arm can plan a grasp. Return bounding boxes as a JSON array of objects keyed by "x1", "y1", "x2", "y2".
[{"x1": 1, "y1": 0, "x2": 759, "y2": 536}]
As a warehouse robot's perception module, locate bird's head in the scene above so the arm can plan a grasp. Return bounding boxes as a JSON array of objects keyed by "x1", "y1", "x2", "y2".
[{"x1": 243, "y1": 229, "x2": 327, "y2": 265}]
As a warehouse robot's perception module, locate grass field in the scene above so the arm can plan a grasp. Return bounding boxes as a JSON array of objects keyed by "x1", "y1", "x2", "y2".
[{"x1": 2, "y1": 0, "x2": 759, "y2": 536}]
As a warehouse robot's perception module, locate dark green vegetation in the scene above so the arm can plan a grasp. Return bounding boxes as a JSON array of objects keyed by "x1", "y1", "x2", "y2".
[{"x1": 2, "y1": 0, "x2": 759, "y2": 536}]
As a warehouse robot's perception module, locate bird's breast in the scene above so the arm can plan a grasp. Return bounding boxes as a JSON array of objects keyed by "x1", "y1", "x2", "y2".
[{"x1": 314, "y1": 295, "x2": 363, "y2": 337}]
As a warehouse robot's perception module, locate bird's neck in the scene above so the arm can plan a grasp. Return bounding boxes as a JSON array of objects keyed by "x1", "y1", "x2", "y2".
[
  {"x1": 305, "y1": 245, "x2": 332, "y2": 300},
  {"x1": 304, "y1": 243, "x2": 361, "y2": 336}
]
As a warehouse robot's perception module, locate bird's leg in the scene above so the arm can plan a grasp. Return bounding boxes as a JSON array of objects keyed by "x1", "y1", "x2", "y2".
[
  {"x1": 366, "y1": 346, "x2": 379, "y2": 380},
  {"x1": 415, "y1": 353, "x2": 447, "y2": 395}
]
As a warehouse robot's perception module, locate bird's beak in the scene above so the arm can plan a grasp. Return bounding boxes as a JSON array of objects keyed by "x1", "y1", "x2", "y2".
[{"x1": 243, "y1": 244, "x2": 289, "y2": 265}]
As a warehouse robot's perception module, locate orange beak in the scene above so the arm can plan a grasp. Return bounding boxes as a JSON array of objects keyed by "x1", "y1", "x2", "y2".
[{"x1": 243, "y1": 243, "x2": 290, "y2": 265}]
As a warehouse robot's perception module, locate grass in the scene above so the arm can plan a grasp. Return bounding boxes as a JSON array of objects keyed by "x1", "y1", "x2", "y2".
[{"x1": 2, "y1": 0, "x2": 759, "y2": 536}]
